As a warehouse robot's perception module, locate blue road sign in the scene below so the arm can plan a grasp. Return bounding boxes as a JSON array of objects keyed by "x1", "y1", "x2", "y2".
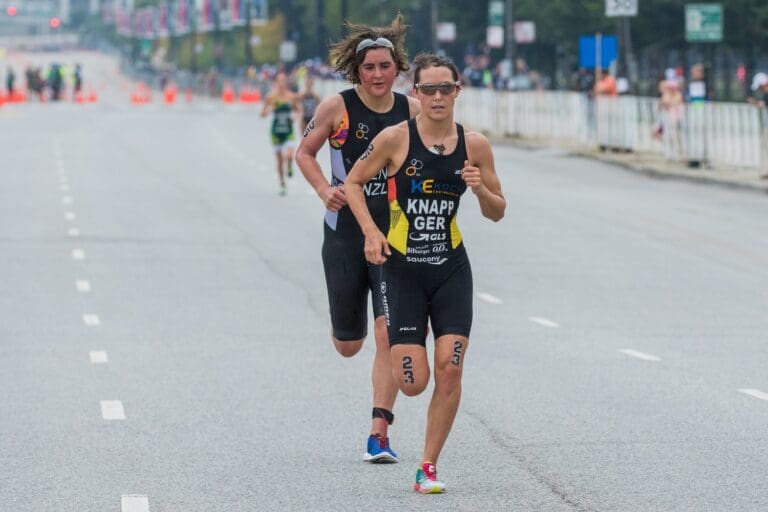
[{"x1": 579, "y1": 35, "x2": 618, "y2": 70}]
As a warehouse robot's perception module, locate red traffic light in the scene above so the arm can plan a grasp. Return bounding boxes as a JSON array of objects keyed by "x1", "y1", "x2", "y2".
[
  {"x1": 6, "y1": 5, "x2": 17, "y2": 16},
  {"x1": 49, "y1": 17, "x2": 61, "y2": 28}
]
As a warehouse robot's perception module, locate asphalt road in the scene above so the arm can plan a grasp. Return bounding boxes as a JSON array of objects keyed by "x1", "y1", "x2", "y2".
[{"x1": 1, "y1": 51, "x2": 768, "y2": 512}]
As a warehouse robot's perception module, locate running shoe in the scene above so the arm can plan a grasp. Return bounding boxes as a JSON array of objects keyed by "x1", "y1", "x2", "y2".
[
  {"x1": 413, "y1": 462, "x2": 445, "y2": 494},
  {"x1": 363, "y1": 434, "x2": 398, "y2": 463},
  {"x1": 287, "y1": 166, "x2": 294, "y2": 178},
  {"x1": 279, "y1": 184, "x2": 287, "y2": 196}
]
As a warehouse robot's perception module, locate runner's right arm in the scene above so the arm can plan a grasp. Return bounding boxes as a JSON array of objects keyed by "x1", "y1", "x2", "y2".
[
  {"x1": 295, "y1": 94, "x2": 347, "y2": 212},
  {"x1": 259, "y1": 93, "x2": 272, "y2": 117}
]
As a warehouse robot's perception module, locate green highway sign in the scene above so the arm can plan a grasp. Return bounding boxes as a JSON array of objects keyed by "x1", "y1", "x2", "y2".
[
  {"x1": 488, "y1": 0, "x2": 504, "y2": 27},
  {"x1": 685, "y1": 3, "x2": 723, "y2": 42}
]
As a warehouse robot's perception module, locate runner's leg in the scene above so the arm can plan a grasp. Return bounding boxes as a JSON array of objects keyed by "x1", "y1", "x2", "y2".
[
  {"x1": 422, "y1": 335, "x2": 468, "y2": 465},
  {"x1": 371, "y1": 315, "x2": 398, "y2": 436}
]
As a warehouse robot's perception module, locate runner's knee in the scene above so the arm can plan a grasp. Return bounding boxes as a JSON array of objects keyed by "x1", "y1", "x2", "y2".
[
  {"x1": 333, "y1": 338, "x2": 363, "y2": 357},
  {"x1": 434, "y1": 359, "x2": 462, "y2": 390}
]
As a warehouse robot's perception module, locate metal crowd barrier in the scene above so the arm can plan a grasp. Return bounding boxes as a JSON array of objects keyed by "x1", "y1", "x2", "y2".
[{"x1": 315, "y1": 79, "x2": 767, "y2": 172}]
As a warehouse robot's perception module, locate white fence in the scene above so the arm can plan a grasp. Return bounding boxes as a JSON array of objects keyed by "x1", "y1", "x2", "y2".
[{"x1": 315, "y1": 79, "x2": 767, "y2": 172}]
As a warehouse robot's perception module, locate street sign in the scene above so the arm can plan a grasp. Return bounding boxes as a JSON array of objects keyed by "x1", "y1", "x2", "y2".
[
  {"x1": 513, "y1": 21, "x2": 536, "y2": 44},
  {"x1": 685, "y1": 3, "x2": 723, "y2": 42},
  {"x1": 486, "y1": 26, "x2": 504, "y2": 49},
  {"x1": 436, "y1": 22, "x2": 456, "y2": 43},
  {"x1": 579, "y1": 34, "x2": 617, "y2": 70},
  {"x1": 488, "y1": 0, "x2": 504, "y2": 27},
  {"x1": 606, "y1": 0, "x2": 638, "y2": 17},
  {"x1": 280, "y1": 40, "x2": 297, "y2": 62}
]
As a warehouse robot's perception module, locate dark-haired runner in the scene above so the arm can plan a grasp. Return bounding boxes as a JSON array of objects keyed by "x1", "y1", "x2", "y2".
[
  {"x1": 295, "y1": 14, "x2": 420, "y2": 463},
  {"x1": 345, "y1": 53, "x2": 505, "y2": 493}
]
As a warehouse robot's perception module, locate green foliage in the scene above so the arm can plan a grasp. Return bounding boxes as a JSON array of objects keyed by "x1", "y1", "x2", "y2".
[{"x1": 270, "y1": 0, "x2": 767, "y2": 61}]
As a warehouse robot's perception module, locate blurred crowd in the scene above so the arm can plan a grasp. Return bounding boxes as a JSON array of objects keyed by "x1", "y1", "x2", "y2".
[{"x1": 2, "y1": 63, "x2": 84, "y2": 102}]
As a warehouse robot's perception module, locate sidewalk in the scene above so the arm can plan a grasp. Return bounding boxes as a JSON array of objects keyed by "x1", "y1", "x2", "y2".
[{"x1": 496, "y1": 136, "x2": 768, "y2": 194}]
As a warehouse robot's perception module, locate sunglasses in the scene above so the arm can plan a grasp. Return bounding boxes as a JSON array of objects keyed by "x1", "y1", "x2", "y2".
[
  {"x1": 356, "y1": 37, "x2": 394, "y2": 53},
  {"x1": 414, "y1": 81, "x2": 461, "y2": 96}
]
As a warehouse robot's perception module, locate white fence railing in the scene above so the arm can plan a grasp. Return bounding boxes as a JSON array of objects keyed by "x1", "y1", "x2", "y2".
[{"x1": 315, "y1": 79, "x2": 768, "y2": 172}]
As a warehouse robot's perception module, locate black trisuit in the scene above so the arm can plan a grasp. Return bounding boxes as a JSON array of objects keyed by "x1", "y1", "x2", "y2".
[
  {"x1": 322, "y1": 89, "x2": 411, "y2": 341},
  {"x1": 382, "y1": 119, "x2": 473, "y2": 346}
]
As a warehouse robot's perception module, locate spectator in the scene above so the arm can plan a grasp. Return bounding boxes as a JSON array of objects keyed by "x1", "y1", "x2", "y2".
[
  {"x1": 5, "y1": 66, "x2": 15, "y2": 96},
  {"x1": 656, "y1": 79, "x2": 685, "y2": 161},
  {"x1": 594, "y1": 69, "x2": 617, "y2": 96},
  {"x1": 749, "y1": 72, "x2": 768, "y2": 179},
  {"x1": 576, "y1": 67, "x2": 594, "y2": 95}
]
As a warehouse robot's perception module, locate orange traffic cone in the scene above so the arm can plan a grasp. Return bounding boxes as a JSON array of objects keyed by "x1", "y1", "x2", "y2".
[
  {"x1": 221, "y1": 82, "x2": 235, "y2": 104},
  {"x1": 163, "y1": 83, "x2": 178, "y2": 104}
]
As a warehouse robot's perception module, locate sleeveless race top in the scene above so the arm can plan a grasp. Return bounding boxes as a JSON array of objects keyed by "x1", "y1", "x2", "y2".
[
  {"x1": 387, "y1": 119, "x2": 468, "y2": 266},
  {"x1": 325, "y1": 89, "x2": 410, "y2": 235},
  {"x1": 271, "y1": 101, "x2": 293, "y2": 136},
  {"x1": 300, "y1": 93, "x2": 319, "y2": 122}
]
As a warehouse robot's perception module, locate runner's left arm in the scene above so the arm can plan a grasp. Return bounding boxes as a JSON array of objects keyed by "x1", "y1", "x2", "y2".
[{"x1": 462, "y1": 132, "x2": 506, "y2": 222}]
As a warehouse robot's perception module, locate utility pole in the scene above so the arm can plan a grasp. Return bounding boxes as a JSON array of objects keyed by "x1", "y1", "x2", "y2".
[
  {"x1": 430, "y1": 0, "x2": 438, "y2": 52},
  {"x1": 316, "y1": 0, "x2": 325, "y2": 53},
  {"x1": 244, "y1": 0, "x2": 253, "y2": 65},
  {"x1": 505, "y1": 0, "x2": 514, "y2": 63}
]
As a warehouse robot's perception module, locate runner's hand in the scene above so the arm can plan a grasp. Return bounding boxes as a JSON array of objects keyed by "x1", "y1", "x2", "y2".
[
  {"x1": 364, "y1": 229, "x2": 391, "y2": 265},
  {"x1": 461, "y1": 160, "x2": 483, "y2": 194},
  {"x1": 321, "y1": 184, "x2": 347, "y2": 211}
]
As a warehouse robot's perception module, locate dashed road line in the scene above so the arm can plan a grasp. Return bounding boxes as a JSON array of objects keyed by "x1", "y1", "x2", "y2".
[
  {"x1": 478, "y1": 292, "x2": 503, "y2": 304},
  {"x1": 76, "y1": 280, "x2": 91, "y2": 292},
  {"x1": 101, "y1": 400, "x2": 125, "y2": 420},
  {"x1": 89, "y1": 351, "x2": 108, "y2": 364},
  {"x1": 60, "y1": 184, "x2": 70, "y2": 192},
  {"x1": 65, "y1": 211, "x2": 76, "y2": 221},
  {"x1": 121, "y1": 495, "x2": 149, "y2": 512},
  {"x1": 62, "y1": 196, "x2": 73, "y2": 205},
  {"x1": 529, "y1": 316, "x2": 560, "y2": 328},
  {"x1": 71, "y1": 248, "x2": 85, "y2": 260},
  {"x1": 68, "y1": 228, "x2": 80, "y2": 237},
  {"x1": 620, "y1": 349, "x2": 661, "y2": 362},
  {"x1": 738, "y1": 388, "x2": 768, "y2": 401},
  {"x1": 83, "y1": 314, "x2": 101, "y2": 326}
]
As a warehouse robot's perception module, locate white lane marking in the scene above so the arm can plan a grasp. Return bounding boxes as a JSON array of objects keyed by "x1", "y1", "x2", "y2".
[
  {"x1": 71, "y1": 248, "x2": 85, "y2": 260},
  {"x1": 89, "y1": 351, "x2": 108, "y2": 364},
  {"x1": 76, "y1": 280, "x2": 91, "y2": 292},
  {"x1": 121, "y1": 495, "x2": 149, "y2": 512},
  {"x1": 58, "y1": 176, "x2": 67, "y2": 184},
  {"x1": 620, "y1": 349, "x2": 661, "y2": 362},
  {"x1": 65, "y1": 211, "x2": 76, "y2": 221},
  {"x1": 62, "y1": 196, "x2": 73, "y2": 205},
  {"x1": 60, "y1": 184, "x2": 70, "y2": 192},
  {"x1": 529, "y1": 317, "x2": 560, "y2": 328},
  {"x1": 738, "y1": 388, "x2": 768, "y2": 401},
  {"x1": 478, "y1": 292, "x2": 503, "y2": 305},
  {"x1": 101, "y1": 400, "x2": 125, "y2": 420},
  {"x1": 68, "y1": 228, "x2": 80, "y2": 237},
  {"x1": 83, "y1": 314, "x2": 101, "y2": 326}
]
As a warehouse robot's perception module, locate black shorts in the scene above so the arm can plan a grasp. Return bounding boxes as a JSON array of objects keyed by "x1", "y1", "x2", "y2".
[
  {"x1": 382, "y1": 248, "x2": 473, "y2": 346},
  {"x1": 322, "y1": 223, "x2": 385, "y2": 341}
]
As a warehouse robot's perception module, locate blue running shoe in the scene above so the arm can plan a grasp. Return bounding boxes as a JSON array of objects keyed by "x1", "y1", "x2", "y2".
[{"x1": 363, "y1": 434, "x2": 398, "y2": 463}]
